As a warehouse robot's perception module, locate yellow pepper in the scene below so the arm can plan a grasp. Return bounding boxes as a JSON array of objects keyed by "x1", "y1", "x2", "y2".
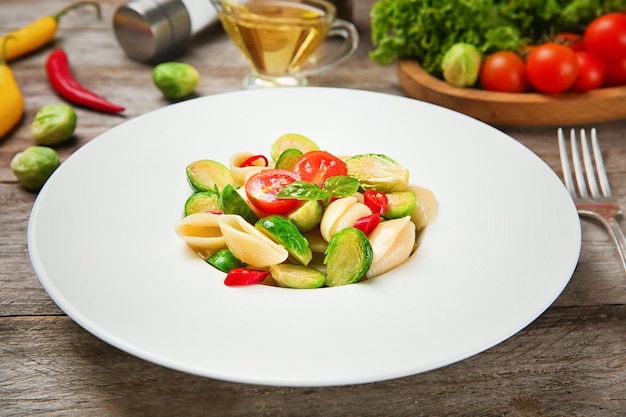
[
  {"x1": 0, "y1": 37, "x2": 24, "y2": 140},
  {"x1": 0, "y1": 1, "x2": 101, "y2": 62}
]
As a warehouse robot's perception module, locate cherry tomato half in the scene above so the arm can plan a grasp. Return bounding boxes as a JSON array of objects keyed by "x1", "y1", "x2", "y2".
[
  {"x1": 245, "y1": 169, "x2": 301, "y2": 214},
  {"x1": 479, "y1": 51, "x2": 528, "y2": 93},
  {"x1": 525, "y1": 43, "x2": 579, "y2": 94},
  {"x1": 293, "y1": 150, "x2": 348, "y2": 187},
  {"x1": 570, "y1": 51, "x2": 605, "y2": 92},
  {"x1": 584, "y1": 13, "x2": 626, "y2": 62}
]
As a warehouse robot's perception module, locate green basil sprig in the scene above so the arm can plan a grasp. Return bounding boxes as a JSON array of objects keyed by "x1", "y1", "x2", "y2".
[{"x1": 278, "y1": 176, "x2": 360, "y2": 206}]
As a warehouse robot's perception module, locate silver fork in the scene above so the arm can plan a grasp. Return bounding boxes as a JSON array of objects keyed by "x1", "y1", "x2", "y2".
[{"x1": 558, "y1": 127, "x2": 626, "y2": 273}]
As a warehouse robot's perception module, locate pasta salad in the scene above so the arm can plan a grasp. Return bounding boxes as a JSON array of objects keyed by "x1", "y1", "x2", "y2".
[{"x1": 175, "y1": 133, "x2": 437, "y2": 288}]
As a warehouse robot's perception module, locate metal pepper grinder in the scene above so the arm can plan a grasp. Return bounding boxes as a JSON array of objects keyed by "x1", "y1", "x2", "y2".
[{"x1": 113, "y1": 0, "x2": 218, "y2": 63}]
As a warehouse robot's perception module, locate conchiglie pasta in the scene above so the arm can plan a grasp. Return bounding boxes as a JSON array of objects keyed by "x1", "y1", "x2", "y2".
[
  {"x1": 319, "y1": 196, "x2": 372, "y2": 242},
  {"x1": 230, "y1": 152, "x2": 269, "y2": 186},
  {"x1": 408, "y1": 185, "x2": 438, "y2": 230},
  {"x1": 366, "y1": 216, "x2": 416, "y2": 279},
  {"x1": 175, "y1": 212, "x2": 226, "y2": 250},
  {"x1": 216, "y1": 214, "x2": 288, "y2": 267}
]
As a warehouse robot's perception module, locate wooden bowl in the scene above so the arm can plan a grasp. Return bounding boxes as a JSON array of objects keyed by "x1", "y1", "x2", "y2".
[{"x1": 397, "y1": 59, "x2": 626, "y2": 127}]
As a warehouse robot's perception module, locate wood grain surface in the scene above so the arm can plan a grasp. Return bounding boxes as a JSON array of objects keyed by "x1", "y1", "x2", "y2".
[{"x1": 2, "y1": 1, "x2": 626, "y2": 416}]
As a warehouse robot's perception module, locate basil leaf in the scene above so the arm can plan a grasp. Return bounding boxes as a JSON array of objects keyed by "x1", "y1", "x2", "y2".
[
  {"x1": 324, "y1": 176, "x2": 360, "y2": 199},
  {"x1": 277, "y1": 181, "x2": 330, "y2": 202}
]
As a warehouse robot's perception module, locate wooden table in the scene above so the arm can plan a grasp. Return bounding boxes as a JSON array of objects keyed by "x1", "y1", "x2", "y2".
[{"x1": 2, "y1": 1, "x2": 626, "y2": 415}]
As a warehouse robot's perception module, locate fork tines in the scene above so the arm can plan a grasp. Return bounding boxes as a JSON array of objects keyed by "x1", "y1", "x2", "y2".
[{"x1": 557, "y1": 127, "x2": 612, "y2": 201}]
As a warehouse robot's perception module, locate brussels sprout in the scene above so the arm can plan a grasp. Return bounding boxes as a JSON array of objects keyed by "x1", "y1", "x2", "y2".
[
  {"x1": 184, "y1": 190, "x2": 220, "y2": 216},
  {"x1": 30, "y1": 103, "x2": 77, "y2": 146},
  {"x1": 206, "y1": 249, "x2": 244, "y2": 272},
  {"x1": 270, "y1": 133, "x2": 319, "y2": 161},
  {"x1": 219, "y1": 184, "x2": 259, "y2": 224},
  {"x1": 345, "y1": 153, "x2": 409, "y2": 193},
  {"x1": 274, "y1": 148, "x2": 303, "y2": 170},
  {"x1": 269, "y1": 263, "x2": 326, "y2": 289},
  {"x1": 186, "y1": 159, "x2": 234, "y2": 192},
  {"x1": 441, "y1": 43, "x2": 482, "y2": 87},
  {"x1": 383, "y1": 190, "x2": 417, "y2": 219},
  {"x1": 287, "y1": 199, "x2": 323, "y2": 232},
  {"x1": 152, "y1": 62, "x2": 199, "y2": 100},
  {"x1": 256, "y1": 215, "x2": 312, "y2": 266},
  {"x1": 324, "y1": 227, "x2": 372, "y2": 286},
  {"x1": 10, "y1": 146, "x2": 61, "y2": 192}
]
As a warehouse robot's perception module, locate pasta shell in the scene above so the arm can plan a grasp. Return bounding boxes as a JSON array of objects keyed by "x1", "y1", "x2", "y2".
[
  {"x1": 230, "y1": 152, "x2": 269, "y2": 186},
  {"x1": 408, "y1": 185, "x2": 438, "y2": 230},
  {"x1": 216, "y1": 214, "x2": 288, "y2": 267},
  {"x1": 366, "y1": 216, "x2": 416, "y2": 279},
  {"x1": 175, "y1": 212, "x2": 226, "y2": 250},
  {"x1": 319, "y1": 197, "x2": 371, "y2": 242}
]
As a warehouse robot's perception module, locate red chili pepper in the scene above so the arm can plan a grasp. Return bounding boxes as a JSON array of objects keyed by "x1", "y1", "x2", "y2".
[
  {"x1": 353, "y1": 213, "x2": 381, "y2": 235},
  {"x1": 45, "y1": 48, "x2": 125, "y2": 114},
  {"x1": 239, "y1": 154, "x2": 268, "y2": 167},
  {"x1": 224, "y1": 267, "x2": 268, "y2": 286},
  {"x1": 363, "y1": 190, "x2": 388, "y2": 214}
]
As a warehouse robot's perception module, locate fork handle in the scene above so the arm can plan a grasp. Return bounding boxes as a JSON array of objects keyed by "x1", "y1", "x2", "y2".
[{"x1": 581, "y1": 210, "x2": 626, "y2": 273}]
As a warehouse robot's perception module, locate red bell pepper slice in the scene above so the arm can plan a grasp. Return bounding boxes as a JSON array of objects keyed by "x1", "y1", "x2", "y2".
[{"x1": 224, "y1": 267, "x2": 269, "y2": 286}]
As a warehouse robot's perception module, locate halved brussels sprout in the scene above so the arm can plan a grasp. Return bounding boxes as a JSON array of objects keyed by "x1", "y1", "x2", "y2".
[
  {"x1": 270, "y1": 133, "x2": 319, "y2": 161},
  {"x1": 269, "y1": 263, "x2": 326, "y2": 289},
  {"x1": 287, "y1": 199, "x2": 323, "y2": 233},
  {"x1": 383, "y1": 190, "x2": 417, "y2": 219},
  {"x1": 219, "y1": 184, "x2": 259, "y2": 224},
  {"x1": 274, "y1": 148, "x2": 303, "y2": 170},
  {"x1": 186, "y1": 159, "x2": 234, "y2": 192},
  {"x1": 206, "y1": 249, "x2": 244, "y2": 273},
  {"x1": 256, "y1": 215, "x2": 312, "y2": 266},
  {"x1": 324, "y1": 227, "x2": 372, "y2": 286},
  {"x1": 184, "y1": 190, "x2": 220, "y2": 216},
  {"x1": 345, "y1": 153, "x2": 409, "y2": 193}
]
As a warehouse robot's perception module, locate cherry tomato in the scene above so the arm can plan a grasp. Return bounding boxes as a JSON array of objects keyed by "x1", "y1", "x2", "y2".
[
  {"x1": 353, "y1": 214, "x2": 381, "y2": 235},
  {"x1": 525, "y1": 43, "x2": 579, "y2": 94},
  {"x1": 239, "y1": 154, "x2": 268, "y2": 167},
  {"x1": 224, "y1": 268, "x2": 269, "y2": 286},
  {"x1": 569, "y1": 51, "x2": 606, "y2": 92},
  {"x1": 363, "y1": 190, "x2": 388, "y2": 214},
  {"x1": 479, "y1": 51, "x2": 528, "y2": 93},
  {"x1": 245, "y1": 169, "x2": 301, "y2": 214},
  {"x1": 603, "y1": 56, "x2": 626, "y2": 86},
  {"x1": 553, "y1": 32, "x2": 585, "y2": 51},
  {"x1": 584, "y1": 13, "x2": 626, "y2": 62},
  {"x1": 293, "y1": 150, "x2": 348, "y2": 187}
]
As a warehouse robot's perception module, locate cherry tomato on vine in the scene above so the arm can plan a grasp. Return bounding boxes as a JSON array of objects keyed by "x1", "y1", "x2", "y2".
[
  {"x1": 569, "y1": 51, "x2": 605, "y2": 92},
  {"x1": 584, "y1": 13, "x2": 626, "y2": 62},
  {"x1": 293, "y1": 150, "x2": 348, "y2": 187},
  {"x1": 525, "y1": 43, "x2": 579, "y2": 94},
  {"x1": 553, "y1": 32, "x2": 585, "y2": 51},
  {"x1": 245, "y1": 169, "x2": 301, "y2": 214},
  {"x1": 479, "y1": 51, "x2": 528, "y2": 93},
  {"x1": 603, "y1": 57, "x2": 626, "y2": 87}
]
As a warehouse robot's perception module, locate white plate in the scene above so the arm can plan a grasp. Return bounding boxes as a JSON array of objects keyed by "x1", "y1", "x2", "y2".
[{"x1": 28, "y1": 87, "x2": 581, "y2": 387}]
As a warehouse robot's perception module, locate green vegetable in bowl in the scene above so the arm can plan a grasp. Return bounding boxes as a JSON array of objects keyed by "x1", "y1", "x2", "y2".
[
  {"x1": 186, "y1": 159, "x2": 234, "y2": 192},
  {"x1": 184, "y1": 190, "x2": 220, "y2": 216},
  {"x1": 256, "y1": 215, "x2": 312, "y2": 266},
  {"x1": 219, "y1": 184, "x2": 259, "y2": 224},
  {"x1": 207, "y1": 249, "x2": 244, "y2": 273},
  {"x1": 10, "y1": 146, "x2": 60, "y2": 191},
  {"x1": 324, "y1": 227, "x2": 372, "y2": 287},
  {"x1": 152, "y1": 62, "x2": 199, "y2": 100},
  {"x1": 383, "y1": 190, "x2": 417, "y2": 219},
  {"x1": 30, "y1": 103, "x2": 77, "y2": 145},
  {"x1": 269, "y1": 263, "x2": 326, "y2": 289},
  {"x1": 345, "y1": 153, "x2": 409, "y2": 193},
  {"x1": 441, "y1": 43, "x2": 482, "y2": 87}
]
